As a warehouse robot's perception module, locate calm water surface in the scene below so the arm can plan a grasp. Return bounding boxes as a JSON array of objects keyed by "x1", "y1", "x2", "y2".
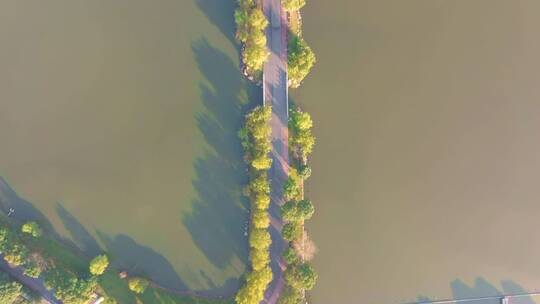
[
  {"x1": 0, "y1": 0, "x2": 254, "y2": 295},
  {"x1": 297, "y1": 0, "x2": 540, "y2": 303},
  {"x1": 3, "y1": 1, "x2": 540, "y2": 303}
]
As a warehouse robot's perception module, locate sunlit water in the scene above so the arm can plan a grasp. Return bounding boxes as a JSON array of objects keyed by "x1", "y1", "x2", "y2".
[
  {"x1": 3, "y1": 1, "x2": 540, "y2": 303},
  {"x1": 0, "y1": 0, "x2": 255, "y2": 295},
  {"x1": 296, "y1": 0, "x2": 540, "y2": 303}
]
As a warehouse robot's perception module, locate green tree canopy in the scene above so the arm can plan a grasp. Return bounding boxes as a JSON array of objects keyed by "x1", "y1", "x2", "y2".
[
  {"x1": 4, "y1": 243, "x2": 28, "y2": 267},
  {"x1": 0, "y1": 272, "x2": 23, "y2": 304},
  {"x1": 89, "y1": 254, "x2": 109, "y2": 276},
  {"x1": 235, "y1": 2, "x2": 270, "y2": 75},
  {"x1": 297, "y1": 199, "x2": 315, "y2": 220},
  {"x1": 128, "y1": 277, "x2": 149, "y2": 294},
  {"x1": 282, "y1": 0, "x2": 306, "y2": 11},
  {"x1": 278, "y1": 286, "x2": 303, "y2": 304},
  {"x1": 283, "y1": 246, "x2": 299, "y2": 265},
  {"x1": 254, "y1": 193, "x2": 271, "y2": 210},
  {"x1": 298, "y1": 164, "x2": 312, "y2": 180},
  {"x1": 289, "y1": 109, "x2": 313, "y2": 132},
  {"x1": 284, "y1": 263, "x2": 318, "y2": 291},
  {"x1": 289, "y1": 108, "x2": 315, "y2": 159},
  {"x1": 245, "y1": 106, "x2": 272, "y2": 142},
  {"x1": 252, "y1": 209, "x2": 270, "y2": 229},
  {"x1": 250, "y1": 172, "x2": 270, "y2": 195},
  {"x1": 23, "y1": 261, "x2": 41, "y2": 278},
  {"x1": 44, "y1": 268, "x2": 98, "y2": 304},
  {"x1": 288, "y1": 36, "x2": 316, "y2": 88},
  {"x1": 235, "y1": 266, "x2": 273, "y2": 304},
  {"x1": 281, "y1": 201, "x2": 299, "y2": 222},
  {"x1": 251, "y1": 152, "x2": 272, "y2": 170},
  {"x1": 249, "y1": 228, "x2": 272, "y2": 250},
  {"x1": 250, "y1": 248, "x2": 270, "y2": 271},
  {"x1": 283, "y1": 176, "x2": 301, "y2": 202},
  {"x1": 282, "y1": 222, "x2": 302, "y2": 241},
  {"x1": 21, "y1": 221, "x2": 42, "y2": 238}
]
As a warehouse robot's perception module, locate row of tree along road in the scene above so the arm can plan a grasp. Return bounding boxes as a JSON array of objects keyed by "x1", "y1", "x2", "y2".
[
  {"x1": 234, "y1": 0, "x2": 318, "y2": 303},
  {"x1": 235, "y1": 0, "x2": 316, "y2": 87},
  {"x1": 236, "y1": 106, "x2": 274, "y2": 304}
]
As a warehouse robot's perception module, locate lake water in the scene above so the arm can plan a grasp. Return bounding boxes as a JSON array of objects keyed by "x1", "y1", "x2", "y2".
[
  {"x1": 0, "y1": 0, "x2": 256, "y2": 295},
  {"x1": 297, "y1": 0, "x2": 540, "y2": 303},
  {"x1": 2, "y1": 1, "x2": 540, "y2": 303}
]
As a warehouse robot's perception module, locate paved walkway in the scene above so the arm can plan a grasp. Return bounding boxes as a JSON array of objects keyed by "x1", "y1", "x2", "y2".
[
  {"x1": 0, "y1": 255, "x2": 60, "y2": 304},
  {"x1": 262, "y1": 0, "x2": 289, "y2": 302}
]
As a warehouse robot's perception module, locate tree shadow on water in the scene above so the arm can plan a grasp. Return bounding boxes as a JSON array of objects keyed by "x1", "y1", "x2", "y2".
[
  {"x1": 450, "y1": 277, "x2": 502, "y2": 303},
  {"x1": 195, "y1": 0, "x2": 238, "y2": 45},
  {"x1": 0, "y1": 177, "x2": 59, "y2": 237},
  {"x1": 415, "y1": 277, "x2": 536, "y2": 304},
  {"x1": 182, "y1": 39, "x2": 260, "y2": 273},
  {"x1": 56, "y1": 203, "x2": 102, "y2": 257},
  {"x1": 451, "y1": 277, "x2": 538, "y2": 304},
  {"x1": 96, "y1": 231, "x2": 188, "y2": 292}
]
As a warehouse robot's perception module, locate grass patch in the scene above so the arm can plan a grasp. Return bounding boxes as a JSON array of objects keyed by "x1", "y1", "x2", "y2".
[{"x1": 0, "y1": 215, "x2": 233, "y2": 304}]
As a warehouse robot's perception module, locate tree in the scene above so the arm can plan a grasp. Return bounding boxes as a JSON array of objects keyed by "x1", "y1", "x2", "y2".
[
  {"x1": 0, "y1": 272, "x2": 22, "y2": 303},
  {"x1": 44, "y1": 268, "x2": 98, "y2": 304},
  {"x1": 250, "y1": 248, "x2": 270, "y2": 271},
  {"x1": 249, "y1": 229, "x2": 271, "y2": 250},
  {"x1": 235, "y1": 266, "x2": 273, "y2": 304},
  {"x1": 128, "y1": 277, "x2": 149, "y2": 294},
  {"x1": 254, "y1": 193, "x2": 271, "y2": 210},
  {"x1": 245, "y1": 106, "x2": 272, "y2": 142},
  {"x1": 103, "y1": 298, "x2": 118, "y2": 304},
  {"x1": 291, "y1": 130, "x2": 315, "y2": 159},
  {"x1": 252, "y1": 209, "x2": 270, "y2": 229},
  {"x1": 21, "y1": 221, "x2": 42, "y2": 238},
  {"x1": 251, "y1": 153, "x2": 272, "y2": 170},
  {"x1": 289, "y1": 109, "x2": 315, "y2": 159},
  {"x1": 235, "y1": 8, "x2": 250, "y2": 42},
  {"x1": 23, "y1": 261, "x2": 41, "y2": 278},
  {"x1": 298, "y1": 164, "x2": 312, "y2": 180},
  {"x1": 297, "y1": 199, "x2": 314, "y2": 220},
  {"x1": 289, "y1": 109, "x2": 313, "y2": 132},
  {"x1": 278, "y1": 286, "x2": 303, "y2": 304},
  {"x1": 235, "y1": 5, "x2": 270, "y2": 75},
  {"x1": 281, "y1": 201, "x2": 299, "y2": 222},
  {"x1": 288, "y1": 36, "x2": 316, "y2": 88},
  {"x1": 282, "y1": 0, "x2": 306, "y2": 11},
  {"x1": 283, "y1": 175, "x2": 301, "y2": 201},
  {"x1": 243, "y1": 106, "x2": 272, "y2": 171},
  {"x1": 282, "y1": 246, "x2": 298, "y2": 265},
  {"x1": 0, "y1": 228, "x2": 9, "y2": 252},
  {"x1": 4, "y1": 243, "x2": 28, "y2": 266},
  {"x1": 284, "y1": 263, "x2": 317, "y2": 291},
  {"x1": 282, "y1": 222, "x2": 302, "y2": 241},
  {"x1": 249, "y1": 172, "x2": 270, "y2": 195},
  {"x1": 89, "y1": 254, "x2": 109, "y2": 276}
]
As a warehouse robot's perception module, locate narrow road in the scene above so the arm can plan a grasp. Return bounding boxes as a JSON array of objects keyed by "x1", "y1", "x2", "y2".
[
  {"x1": 262, "y1": 0, "x2": 289, "y2": 302},
  {"x1": 0, "y1": 255, "x2": 60, "y2": 304}
]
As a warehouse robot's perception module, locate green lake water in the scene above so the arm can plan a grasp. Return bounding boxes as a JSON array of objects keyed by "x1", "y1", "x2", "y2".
[
  {"x1": 0, "y1": 0, "x2": 256, "y2": 295},
  {"x1": 3, "y1": 1, "x2": 540, "y2": 303},
  {"x1": 297, "y1": 0, "x2": 540, "y2": 303}
]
